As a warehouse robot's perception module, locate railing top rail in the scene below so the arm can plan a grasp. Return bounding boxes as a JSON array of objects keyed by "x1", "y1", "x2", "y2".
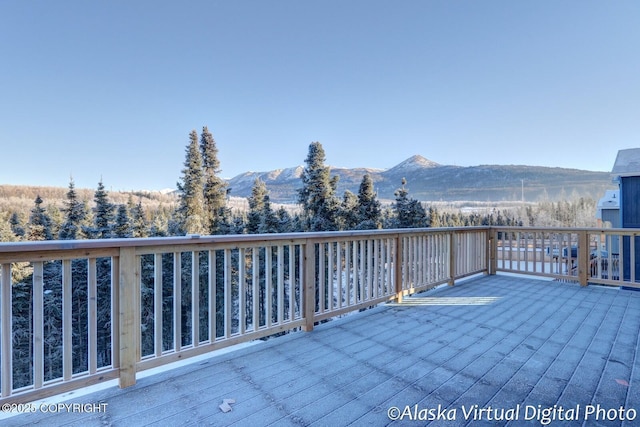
[
  {"x1": 0, "y1": 226, "x2": 491, "y2": 254},
  {"x1": 492, "y1": 226, "x2": 640, "y2": 234}
]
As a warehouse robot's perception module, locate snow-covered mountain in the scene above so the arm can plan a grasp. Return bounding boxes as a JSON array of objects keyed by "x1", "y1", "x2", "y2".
[{"x1": 226, "y1": 155, "x2": 614, "y2": 203}]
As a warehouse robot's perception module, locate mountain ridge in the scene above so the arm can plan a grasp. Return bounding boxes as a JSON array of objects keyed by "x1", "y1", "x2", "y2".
[{"x1": 227, "y1": 155, "x2": 615, "y2": 203}]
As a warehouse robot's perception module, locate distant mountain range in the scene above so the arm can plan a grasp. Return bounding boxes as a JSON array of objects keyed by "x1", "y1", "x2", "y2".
[{"x1": 227, "y1": 155, "x2": 616, "y2": 203}]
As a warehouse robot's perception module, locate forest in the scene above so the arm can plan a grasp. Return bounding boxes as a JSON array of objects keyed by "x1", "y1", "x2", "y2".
[{"x1": 0, "y1": 127, "x2": 600, "y2": 391}]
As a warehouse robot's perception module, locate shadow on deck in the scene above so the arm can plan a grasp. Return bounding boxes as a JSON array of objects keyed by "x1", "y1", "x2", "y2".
[{"x1": 4, "y1": 274, "x2": 639, "y2": 427}]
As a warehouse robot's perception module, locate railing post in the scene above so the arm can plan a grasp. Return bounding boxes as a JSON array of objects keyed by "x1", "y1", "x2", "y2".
[
  {"x1": 488, "y1": 228, "x2": 497, "y2": 275},
  {"x1": 119, "y1": 247, "x2": 140, "y2": 388},
  {"x1": 302, "y1": 240, "x2": 316, "y2": 332},
  {"x1": 578, "y1": 230, "x2": 589, "y2": 286},
  {"x1": 394, "y1": 235, "x2": 403, "y2": 303},
  {"x1": 448, "y1": 232, "x2": 456, "y2": 286}
]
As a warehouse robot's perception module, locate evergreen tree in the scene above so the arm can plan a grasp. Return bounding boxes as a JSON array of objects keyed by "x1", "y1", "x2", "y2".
[
  {"x1": 247, "y1": 178, "x2": 268, "y2": 234},
  {"x1": 428, "y1": 206, "x2": 441, "y2": 228},
  {"x1": 148, "y1": 209, "x2": 169, "y2": 237},
  {"x1": 392, "y1": 178, "x2": 427, "y2": 228},
  {"x1": 200, "y1": 126, "x2": 228, "y2": 234},
  {"x1": 131, "y1": 200, "x2": 148, "y2": 238},
  {"x1": 356, "y1": 174, "x2": 382, "y2": 229},
  {"x1": 59, "y1": 178, "x2": 88, "y2": 240},
  {"x1": 341, "y1": 190, "x2": 359, "y2": 230},
  {"x1": 27, "y1": 195, "x2": 53, "y2": 241},
  {"x1": 276, "y1": 207, "x2": 294, "y2": 233},
  {"x1": 258, "y1": 194, "x2": 279, "y2": 233},
  {"x1": 0, "y1": 213, "x2": 15, "y2": 241},
  {"x1": 113, "y1": 204, "x2": 132, "y2": 238},
  {"x1": 176, "y1": 130, "x2": 206, "y2": 234},
  {"x1": 297, "y1": 142, "x2": 341, "y2": 231},
  {"x1": 9, "y1": 212, "x2": 26, "y2": 239},
  {"x1": 91, "y1": 181, "x2": 115, "y2": 239}
]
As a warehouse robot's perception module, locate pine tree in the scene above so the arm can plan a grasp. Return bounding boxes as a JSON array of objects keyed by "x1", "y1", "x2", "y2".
[
  {"x1": 258, "y1": 194, "x2": 279, "y2": 233},
  {"x1": 297, "y1": 142, "x2": 341, "y2": 231},
  {"x1": 356, "y1": 174, "x2": 382, "y2": 229},
  {"x1": 9, "y1": 212, "x2": 26, "y2": 239},
  {"x1": 27, "y1": 195, "x2": 53, "y2": 241},
  {"x1": 200, "y1": 126, "x2": 228, "y2": 234},
  {"x1": 247, "y1": 178, "x2": 268, "y2": 234},
  {"x1": 276, "y1": 207, "x2": 294, "y2": 233},
  {"x1": 341, "y1": 190, "x2": 359, "y2": 230},
  {"x1": 59, "y1": 178, "x2": 88, "y2": 240},
  {"x1": 177, "y1": 130, "x2": 206, "y2": 234},
  {"x1": 0, "y1": 213, "x2": 16, "y2": 242},
  {"x1": 113, "y1": 204, "x2": 132, "y2": 238},
  {"x1": 91, "y1": 181, "x2": 115, "y2": 239},
  {"x1": 393, "y1": 178, "x2": 427, "y2": 228},
  {"x1": 131, "y1": 200, "x2": 148, "y2": 238}
]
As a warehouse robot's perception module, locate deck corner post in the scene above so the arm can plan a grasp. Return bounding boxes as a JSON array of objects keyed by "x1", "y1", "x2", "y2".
[
  {"x1": 578, "y1": 231, "x2": 589, "y2": 286},
  {"x1": 488, "y1": 228, "x2": 498, "y2": 275},
  {"x1": 448, "y1": 232, "x2": 456, "y2": 286},
  {"x1": 302, "y1": 241, "x2": 316, "y2": 332},
  {"x1": 118, "y1": 246, "x2": 140, "y2": 388}
]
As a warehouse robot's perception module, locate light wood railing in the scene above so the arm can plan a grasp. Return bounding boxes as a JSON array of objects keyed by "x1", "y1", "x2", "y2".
[{"x1": 1, "y1": 226, "x2": 637, "y2": 404}]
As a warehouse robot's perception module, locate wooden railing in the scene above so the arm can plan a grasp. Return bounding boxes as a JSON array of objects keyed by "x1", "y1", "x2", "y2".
[
  {"x1": 491, "y1": 226, "x2": 640, "y2": 288},
  {"x1": 0, "y1": 226, "x2": 637, "y2": 404}
]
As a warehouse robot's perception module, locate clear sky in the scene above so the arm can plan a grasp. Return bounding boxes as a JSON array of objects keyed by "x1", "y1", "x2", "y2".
[{"x1": 1, "y1": 1, "x2": 639, "y2": 192}]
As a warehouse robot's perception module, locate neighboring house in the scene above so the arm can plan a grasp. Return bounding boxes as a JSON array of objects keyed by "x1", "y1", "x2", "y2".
[{"x1": 611, "y1": 148, "x2": 640, "y2": 281}]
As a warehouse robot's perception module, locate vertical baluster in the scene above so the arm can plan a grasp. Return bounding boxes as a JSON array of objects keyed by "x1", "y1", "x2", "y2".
[
  {"x1": 359, "y1": 240, "x2": 365, "y2": 302},
  {"x1": 327, "y1": 243, "x2": 333, "y2": 312},
  {"x1": 337, "y1": 242, "x2": 343, "y2": 309},
  {"x1": 352, "y1": 240, "x2": 358, "y2": 304},
  {"x1": 318, "y1": 243, "x2": 325, "y2": 313},
  {"x1": 62, "y1": 259, "x2": 72, "y2": 381},
  {"x1": 265, "y1": 246, "x2": 272, "y2": 328},
  {"x1": 173, "y1": 253, "x2": 182, "y2": 350},
  {"x1": 33, "y1": 262, "x2": 44, "y2": 389},
  {"x1": 238, "y1": 248, "x2": 245, "y2": 334},
  {"x1": 192, "y1": 251, "x2": 200, "y2": 346},
  {"x1": 224, "y1": 249, "x2": 231, "y2": 338},
  {"x1": 373, "y1": 239, "x2": 379, "y2": 299},
  {"x1": 1, "y1": 264, "x2": 12, "y2": 397},
  {"x1": 277, "y1": 245, "x2": 285, "y2": 323},
  {"x1": 209, "y1": 250, "x2": 216, "y2": 342},
  {"x1": 88, "y1": 258, "x2": 97, "y2": 374},
  {"x1": 302, "y1": 245, "x2": 310, "y2": 321},
  {"x1": 252, "y1": 248, "x2": 260, "y2": 331},
  {"x1": 111, "y1": 256, "x2": 120, "y2": 370},
  {"x1": 289, "y1": 244, "x2": 295, "y2": 321},
  {"x1": 298, "y1": 245, "x2": 304, "y2": 318},
  {"x1": 154, "y1": 253, "x2": 162, "y2": 356}
]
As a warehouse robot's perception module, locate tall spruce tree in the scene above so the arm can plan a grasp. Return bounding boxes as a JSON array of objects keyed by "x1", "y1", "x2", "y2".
[
  {"x1": 392, "y1": 178, "x2": 427, "y2": 228},
  {"x1": 356, "y1": 174, "x2": 382, "y2": 229},
  {"x1": 9, "y1": 212, "x2": 25, "y2": 239},
  {"x1": 27, "y1": 195, "x2": 53, "y2": 241},
  {"x1": 113, "y1": 204, "x2": 132, "y2": 238},
  {"x1": 341, "y1": 190, "x2": 359, "y2": 230},
  {"x1": 200, "y1": 126, "x2": 227, "y2": 234},
  {"x1": 131, "y1": 200, "x2": 148, "y2": 238},
  {"x1": 258, "y1": 193, "x2": 279, "y2": 233},
  {"x1": 247, "y1": 178, "x2": 268, "y2": 234},
  {"x1": 59, "y1": 178, "x2": 88, "y2": 240},
  {"x1": 91, "y1": 181, "x2": 115, "y2": 239},
  {"x1": 297, "y1": 142, "x2": 341, "y2": 231},
  {"x1": 177, "y1": 130, "x2": 206, "y2": 234}
]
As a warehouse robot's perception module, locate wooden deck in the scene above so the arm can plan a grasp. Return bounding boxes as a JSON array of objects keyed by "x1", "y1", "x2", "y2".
[{"x1": 3, "y1": 274, "x2": 639, "y2": 427}]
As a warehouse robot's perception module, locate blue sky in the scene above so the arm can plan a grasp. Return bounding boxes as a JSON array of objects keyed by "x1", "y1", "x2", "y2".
[{"x1": 1, "y1": 1, "x2": 639, "y2": 192}]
